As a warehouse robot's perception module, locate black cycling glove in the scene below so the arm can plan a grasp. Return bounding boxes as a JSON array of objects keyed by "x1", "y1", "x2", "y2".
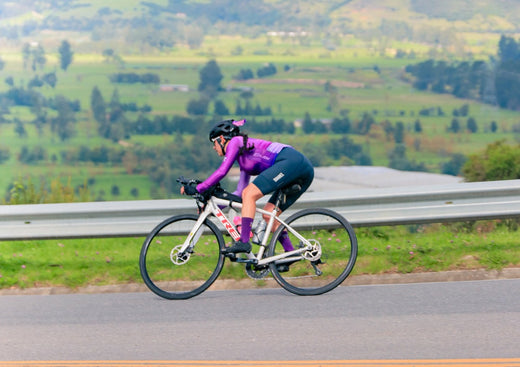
[{"x1": 183, "y1": 182, "x2": 199, "y2": 196}]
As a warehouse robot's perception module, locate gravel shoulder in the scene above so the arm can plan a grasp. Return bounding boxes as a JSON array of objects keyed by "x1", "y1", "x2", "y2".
[{"x1": 2, "y1": 267, "x2": 519, "y2": 296}]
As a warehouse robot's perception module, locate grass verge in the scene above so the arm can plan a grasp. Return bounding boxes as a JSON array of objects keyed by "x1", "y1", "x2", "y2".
[{"x1": 1, "y1": 220, "x2": 519, "y2": 290}]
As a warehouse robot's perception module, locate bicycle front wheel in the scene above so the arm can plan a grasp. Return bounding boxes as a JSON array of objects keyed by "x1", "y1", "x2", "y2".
[
  {"x1": 139, "y1": 214, "x2": 225, "y2": 300},
  {"x1": 268, "y1": 208, "x2": 357, "y2": 296}
]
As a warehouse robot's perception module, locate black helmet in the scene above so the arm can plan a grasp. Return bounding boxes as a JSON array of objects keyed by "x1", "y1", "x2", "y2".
[{"x1": 209, "y1": 119, "x2": 240, "y2": 142}]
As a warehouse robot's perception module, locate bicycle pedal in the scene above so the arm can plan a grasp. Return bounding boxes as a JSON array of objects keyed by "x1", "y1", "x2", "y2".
[{"x1": 235, "y1": 258, "x2": 258, "y2": 265}]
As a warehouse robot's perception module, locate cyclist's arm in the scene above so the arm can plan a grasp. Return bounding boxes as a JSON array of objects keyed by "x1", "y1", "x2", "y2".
[
  {"x1": 233, "y1": 170, "x2": 250, "y2": 197},
  {"x1": 196, "y1": 139, "x2": 240, "y2": 193}
]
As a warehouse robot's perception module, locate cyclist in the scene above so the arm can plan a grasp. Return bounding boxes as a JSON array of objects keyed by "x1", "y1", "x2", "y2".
[{"x1": 181, "y1": 119, "x2": 314, "y2": 255}]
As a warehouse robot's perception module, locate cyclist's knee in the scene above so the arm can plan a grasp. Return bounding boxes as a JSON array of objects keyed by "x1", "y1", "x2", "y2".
[
  {"x1": 262, "y1": 202, "x2": 280, "y2": 222},
  {"x1": 242, "y1": 184, "x2": 263, "y2": 202}
]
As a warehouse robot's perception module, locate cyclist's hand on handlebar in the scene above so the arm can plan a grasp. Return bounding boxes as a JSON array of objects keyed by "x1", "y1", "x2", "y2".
[{"x1": 182, "y1": 182, "x2": 199, "y2": 196}]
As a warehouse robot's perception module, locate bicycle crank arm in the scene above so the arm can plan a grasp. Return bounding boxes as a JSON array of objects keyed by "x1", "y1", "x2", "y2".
[
  {"x1": 234, "y1": 258, "x2": 258, "y2": 265},
  {"x1": 311, "y1": 261, "x2": 323, "y2": 276},
  {"x1": 224, "y1": 253, "x2": 258, "y2": 265}
]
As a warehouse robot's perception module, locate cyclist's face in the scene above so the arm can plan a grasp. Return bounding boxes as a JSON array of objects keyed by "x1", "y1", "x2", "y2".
[{"x1": 212, "y1": 136, "x2": 226, "y2": 156}]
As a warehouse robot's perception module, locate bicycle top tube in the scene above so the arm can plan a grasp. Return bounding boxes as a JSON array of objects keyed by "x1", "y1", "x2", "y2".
[{"x1": 212, "y1": 197, "x2": 275, "y2": 219}]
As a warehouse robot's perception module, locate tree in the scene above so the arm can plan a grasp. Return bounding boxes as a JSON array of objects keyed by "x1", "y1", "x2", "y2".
[
  {"x1": 302, "y1": 112, "x2": 314, "y2": 134},
  {"x1": 388, "y1": 144, "x2": 427, "y2": 172},
  {"x1": 235, "y1": 100, "x2": 243, "y2": 115},
  {"x1": 22, "y1": 43, "x2": 31, "y2": 70},
  {"x1": 52, "y1": 95, "x2": 76, "y2": 141},
  {"x1": 490, "y1": 120, "x2": 498, "y2": 133},
  {"x1": 414, "y1": 119, "x2": 422, "y2": 133},
  {"x1": 214, "y1": 100, "x2": 229, "y2": 116},
  {"x1": 466, "y1": 117, "x2": 478, "y2": 133},
  {"x1": 462, "y1": 140, "x2": 520, "y2": 181},
  {"x1": 234, "y1": 68, "x2": 254, "y2": 80},
  {"x1": 111, "y1": 185, "x2": 120, "y2": 196},
  {"x1": 58, "y1": 40, "x2": 73, "y2": 71},
  {"x1": 22, "y1": 43, "x2": 46, "y2": 71},
  {"x1": 257, "y1": 63, "x2": 277, "y2": 78},
  {"x1": 498, "y1": 35, "x2": 519, "y2": 63},
  {"x1": 198, "y1": 60, "x2": 223, "y2": 98},
  {"x1": 441, "y1": 154, "x2": 467, "y2": 176},
  {"x1": 187, "y1": 98, "x2": 209, "y2": 115},
  {"x1": 5, "y1": 76, "x2": 14, "y2": 87},
  {"x1": 28, "y1": 76, "x2": 44, "y2": 88},
  {"x1": 356, "y1": 112, "x2": 375, "y2": 134},
  {"x1": 14, "y1": 119, "x2": 27, "y2": 138},
  {"x1": 106, "y1": 89, "x2": 128, "y2": 142},
  {"x1": 42, "y1": 72, "x2": 57, "y2": 88},
  {"x1": 394, "y1": 121, "x2": 405, "y2": 143},
  {"x1": 448, "y1": 118, "x2": 460, "y2": 133},
  {"x1": 32, "y1": 44, "x2": 46, "y2": 71},
  {"x1": 0, "y1": 147, "x2": 10, "y2": 164},
  {"x1": 91, "y1": 86, "x2": 107, "y2": 133}
]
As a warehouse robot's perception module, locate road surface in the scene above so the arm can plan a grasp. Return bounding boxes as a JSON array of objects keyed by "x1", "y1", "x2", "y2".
[{"x1": 1, "y1": 279, "x2": 519, "y2": 361}]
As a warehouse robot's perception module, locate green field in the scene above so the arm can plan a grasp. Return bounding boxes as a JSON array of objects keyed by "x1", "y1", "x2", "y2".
[{"x1": 2, "y1": 35, "x2": 520, "y2": 201}]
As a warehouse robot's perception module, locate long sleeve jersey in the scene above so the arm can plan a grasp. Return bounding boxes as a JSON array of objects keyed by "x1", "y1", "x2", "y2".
[{"x1": 196, "y1": 136, "x2": 290, "y2": 196}]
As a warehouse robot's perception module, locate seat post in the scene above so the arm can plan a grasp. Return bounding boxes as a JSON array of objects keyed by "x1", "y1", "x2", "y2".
[{"x1": 274, "y1": 190, "x2": 285, "y2": 210}]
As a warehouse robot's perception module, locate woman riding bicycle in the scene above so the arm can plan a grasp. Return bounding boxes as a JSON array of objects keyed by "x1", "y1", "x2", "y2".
[{"x1": 181, "y1": 119, "x2": 314, "y2": 255}]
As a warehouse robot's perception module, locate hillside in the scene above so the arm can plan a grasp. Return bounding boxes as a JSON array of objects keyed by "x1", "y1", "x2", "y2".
[
  {"x1": 0, "y1": 0, "x2": 520, "y2": 202},
  {"x1": 0, "y1": 0, "x2": 519, "y2": 54}
]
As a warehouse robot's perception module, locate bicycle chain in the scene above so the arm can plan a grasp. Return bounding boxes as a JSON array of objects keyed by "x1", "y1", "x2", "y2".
[{"x1": 245, "y1": 263, "x2": 270, "y2": 279}]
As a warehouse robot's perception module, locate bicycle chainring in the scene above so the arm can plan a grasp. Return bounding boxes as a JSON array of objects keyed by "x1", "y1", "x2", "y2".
[
  {"x1": 303, "y1": 239, "x2": 322, "y2": 261},
  {"x1": 170, "y1": 244, "x2": 190, "y2": 265},
  {"x1": 245, "y1": 263, "x2": 270, "y2": 279}
]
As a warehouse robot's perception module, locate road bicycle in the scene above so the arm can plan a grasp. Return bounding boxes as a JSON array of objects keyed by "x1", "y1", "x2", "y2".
[{"x1": 139, "y1": 177, "x2": 358, "y2": 299}]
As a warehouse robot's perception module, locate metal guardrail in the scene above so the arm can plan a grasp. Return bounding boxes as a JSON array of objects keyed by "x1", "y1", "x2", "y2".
[{"x1": 1, "y1": 180, "x2": 520, "y2": 241}]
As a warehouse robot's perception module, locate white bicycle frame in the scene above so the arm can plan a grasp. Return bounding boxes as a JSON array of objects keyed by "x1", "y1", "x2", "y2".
[{"x1": 179, "y1": 195, "x2": 313, "y2": 267}]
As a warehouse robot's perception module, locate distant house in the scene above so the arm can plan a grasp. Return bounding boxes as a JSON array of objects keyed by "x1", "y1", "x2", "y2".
[
  {"x1": 226, "y1": 85, "x2": 254, "y2": 92},
  {"x1": 159, "y1": 84, "x2": 189, "y2": 92},
  {"x1": 293, "y1": 118, "x2": 333, "y2": 128}
]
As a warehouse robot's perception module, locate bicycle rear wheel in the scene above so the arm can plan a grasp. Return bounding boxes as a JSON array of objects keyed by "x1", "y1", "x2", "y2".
[
  {"x1": 268, "y1": 208, "x2": 357, "y2": 296},
  {"x1": 139, "y1": 214, "x2": 225, "y2": 299}
]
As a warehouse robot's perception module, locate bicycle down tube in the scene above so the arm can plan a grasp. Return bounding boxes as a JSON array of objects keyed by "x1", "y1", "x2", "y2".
[{"x1": 210, "y1": 197, "x2": 312, "y2": 265}]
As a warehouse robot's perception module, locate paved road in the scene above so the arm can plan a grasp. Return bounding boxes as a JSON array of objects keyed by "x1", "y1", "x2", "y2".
[{"x1": 1, "y1": 279, "x2": 519, "y2": 361}]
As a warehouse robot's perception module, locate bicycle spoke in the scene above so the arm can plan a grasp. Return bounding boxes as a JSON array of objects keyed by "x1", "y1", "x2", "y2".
[
  {"x1": 268, "y1": 208, "x2": 357, "y2": 296},
  {"x1": 139, "y1": 214, "x2": 225, "y2": 300}
]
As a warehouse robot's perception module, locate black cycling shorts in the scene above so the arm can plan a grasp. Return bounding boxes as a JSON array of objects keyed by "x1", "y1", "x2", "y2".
[{"x1": 253, "y1": 147, "x2": 314, "y2": 211}]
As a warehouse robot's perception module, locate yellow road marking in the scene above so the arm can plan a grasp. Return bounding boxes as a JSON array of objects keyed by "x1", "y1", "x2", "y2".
[{"x1": 1, "y1": 360, "x2": 520, "y2": 367}]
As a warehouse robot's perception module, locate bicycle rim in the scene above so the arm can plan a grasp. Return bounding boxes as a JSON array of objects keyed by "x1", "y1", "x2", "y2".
[
  {"x1": 268, "y1": 208, "x2": 357, "y2": 296},
  {"x1": 139, "y1": 214, "x2": 225, "y2": 299}
]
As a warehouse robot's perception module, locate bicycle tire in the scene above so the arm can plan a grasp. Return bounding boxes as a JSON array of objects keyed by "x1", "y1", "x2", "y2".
[
  {"x1": 139, "y1": 214, "x2": 225, "y2": 300},
  {"x1": 268, "y1": 208, "x2": 357, "y2": 296}
]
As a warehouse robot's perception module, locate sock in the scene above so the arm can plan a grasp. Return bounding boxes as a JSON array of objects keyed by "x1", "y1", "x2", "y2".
[
  {"x1": 279, "y1": 230, "x2": 294, "y2": 252},
  {"x1": 240, "y1": 217, "x2": 254, "y2": 243}
]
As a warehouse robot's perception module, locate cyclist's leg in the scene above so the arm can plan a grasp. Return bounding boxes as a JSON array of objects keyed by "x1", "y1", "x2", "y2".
[
  {"x1": 270, "y1": 166, "x2": 313, "y2": 252},
  {"x1": 261, "y1": 148, "x2": 314, "y2": 212},
  {"x1": 222, "y1": 183, "x2": 262, "y2": 254},
  {"x1": 257, "y1": 148, "x2": 315, "y2": 251},
  {"x1": 240, "y1": 183, "x2": 263, "y2": 241}
]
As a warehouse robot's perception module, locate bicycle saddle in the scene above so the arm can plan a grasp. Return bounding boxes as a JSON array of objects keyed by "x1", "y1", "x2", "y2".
[{"x1": 281, "y1": 181, "x2": 303, "y2": 195}]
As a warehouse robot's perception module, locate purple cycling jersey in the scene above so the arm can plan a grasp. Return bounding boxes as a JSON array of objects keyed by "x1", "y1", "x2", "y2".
[{"x1": 197, "y1": 136, "x2": 290, "y2": 196}]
